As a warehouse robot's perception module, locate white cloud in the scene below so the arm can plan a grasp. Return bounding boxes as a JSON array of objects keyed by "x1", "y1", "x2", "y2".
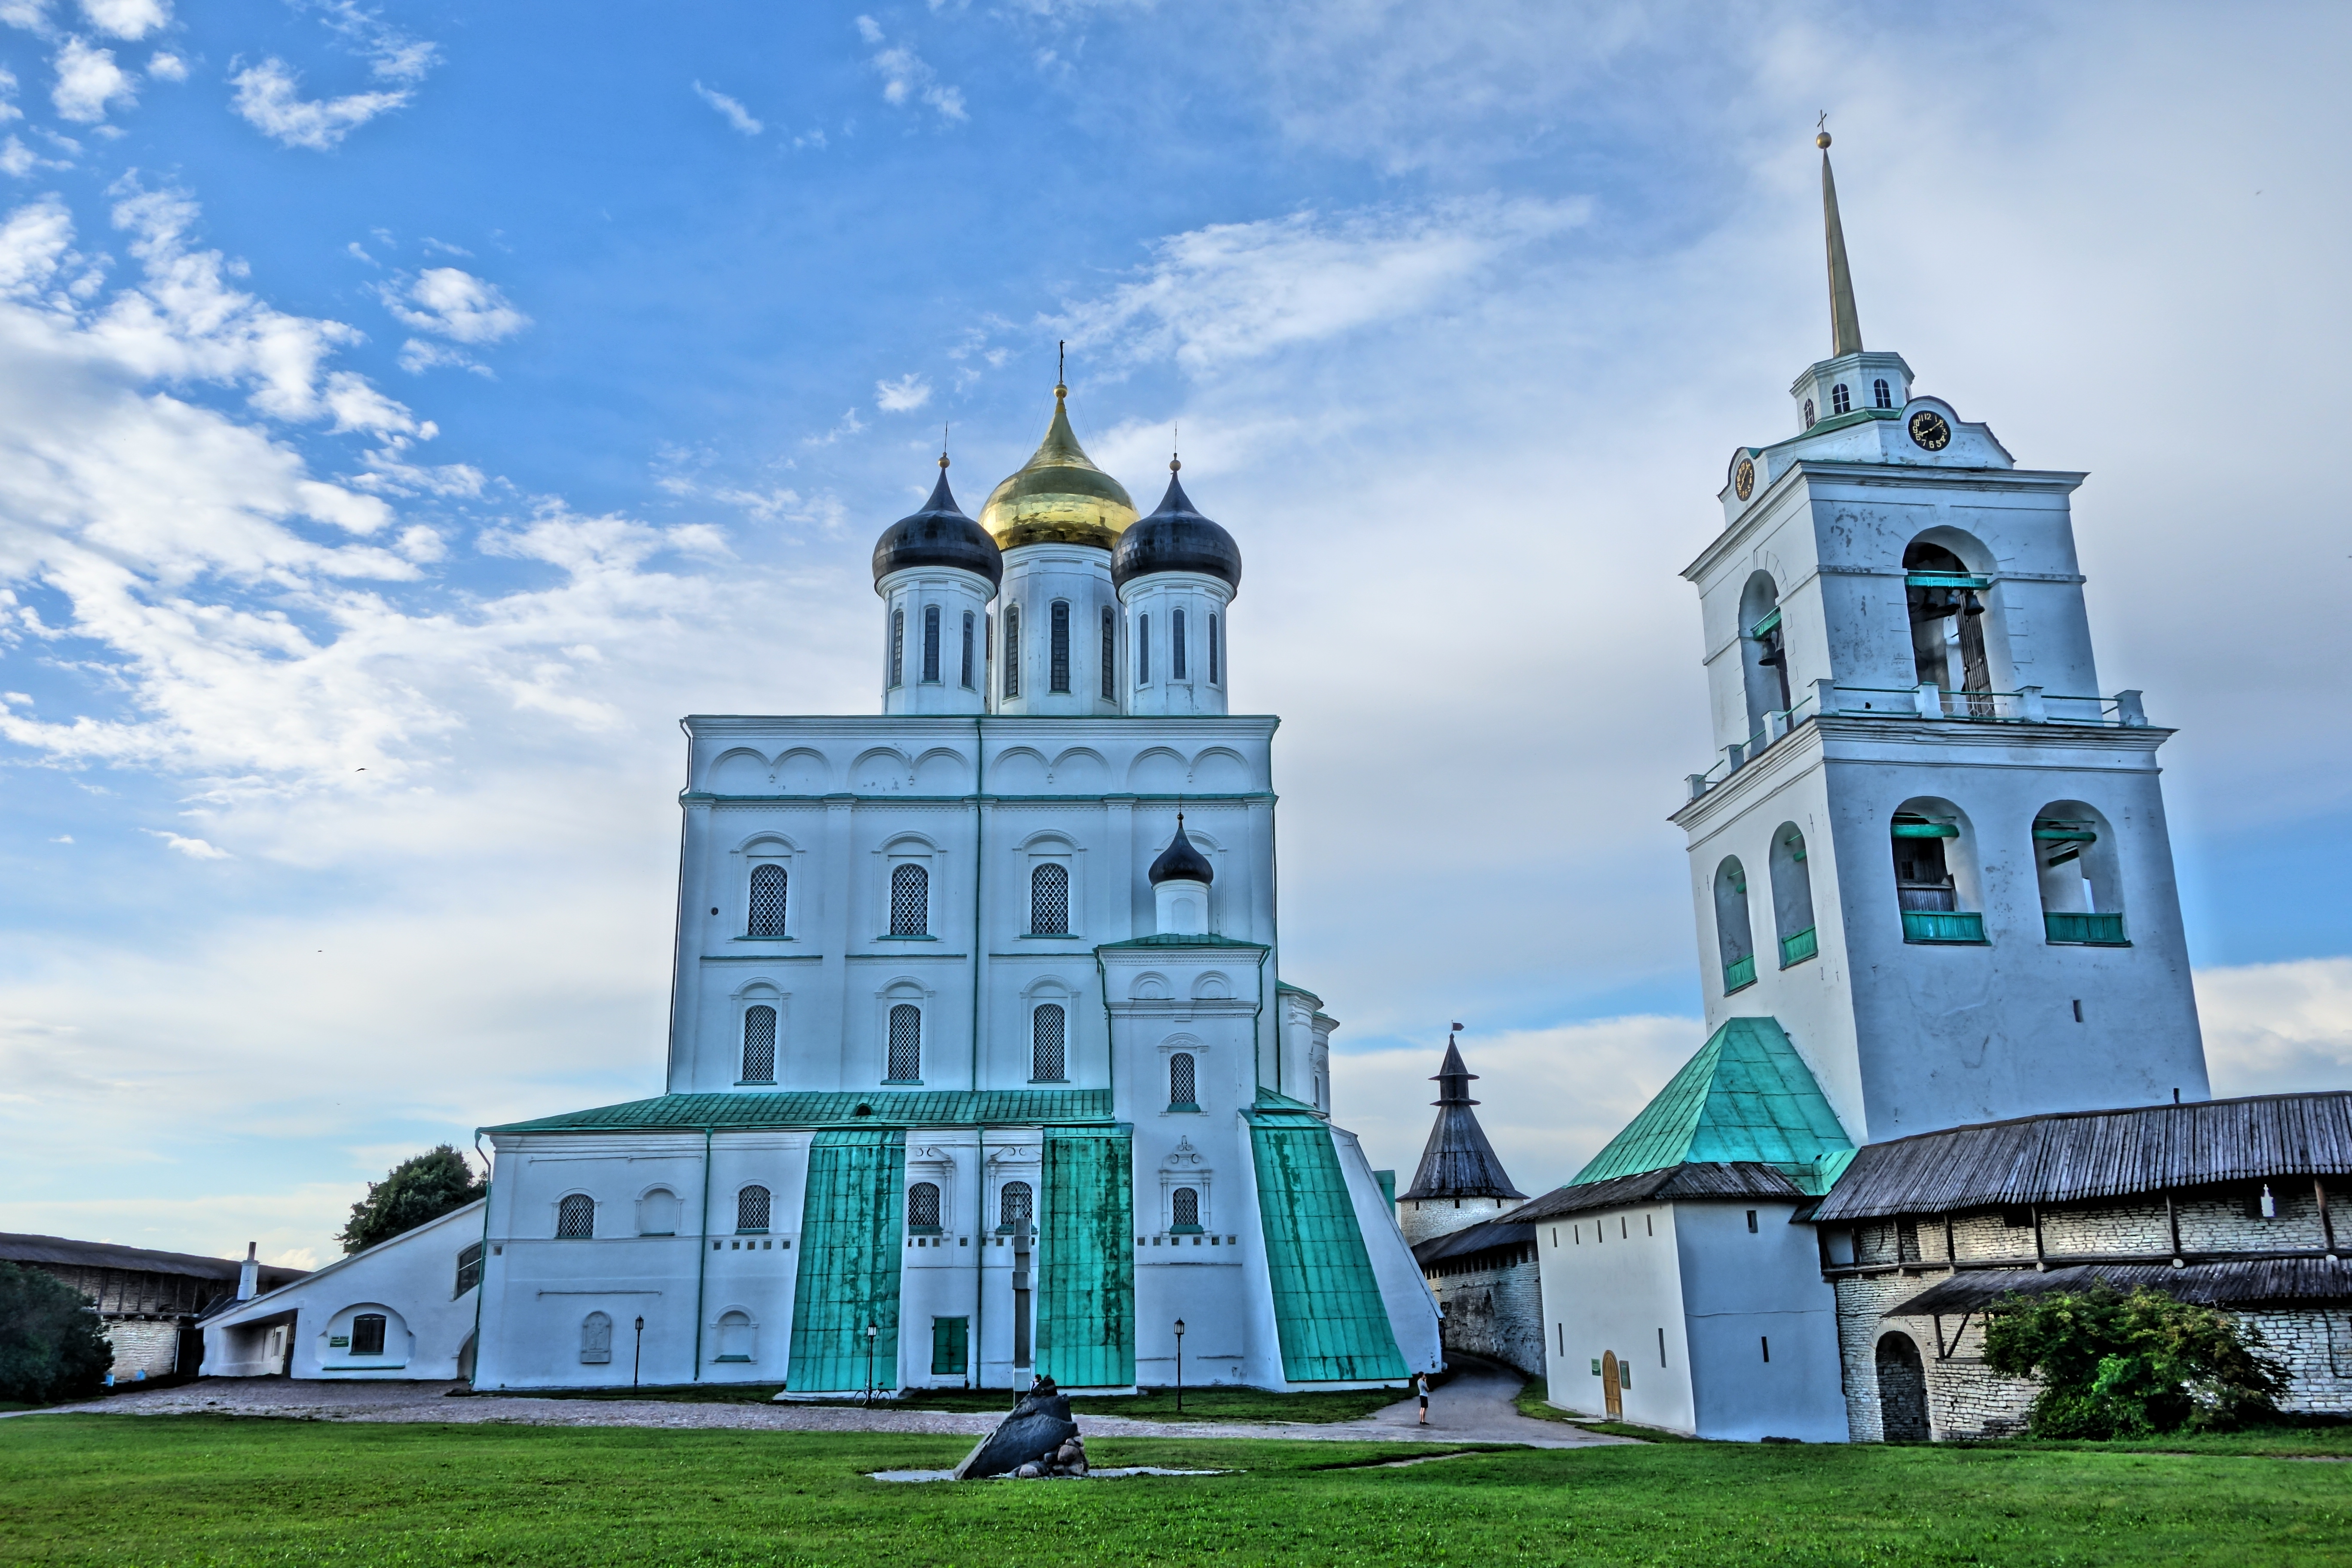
[
  {"x1": 230, "y1": 59, "x2": 408, "y2": 150},
  {"x1": 0, "y1": 64, "x2": 19, "y2": 120},
  {"x1": 382, "y1": 266, "x2": 527, "y2": 345},
  {"x1": 52, "y1": 36, "x2": 135, "y2": 122},
  {"x1": 874, "y1": 372, "x2": 931, "y2": 412},
  {"x1": 78, "y1": 0, "x2": 165, "y2": 41},
  {"x1": 692, "y1": 80, "x2": 761, "y2": 136},
  {"x1": 144, "y1": 49, "x2": 183, "y2": 80},
  {"x1": 855, "y1": 15, "x2": 967, "y2": 122},
  {"x1": 395, "y1": 336, "x2": 476, "y2": 375},
  {"x1": 0, "y1": 0, "x2": 48, "y2": 31},
  {"x1": 144, "y1": 829, "x2": 229, "y2": 859},
  {"x1": 2199, "y1": 959, "x2": 2352, "y2": 1099}
]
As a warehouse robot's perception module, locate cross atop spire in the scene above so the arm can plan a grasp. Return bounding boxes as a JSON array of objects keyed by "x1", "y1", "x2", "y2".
[{"x1": 1818, "y1": 120, "x2": 1865, "y2": 359}]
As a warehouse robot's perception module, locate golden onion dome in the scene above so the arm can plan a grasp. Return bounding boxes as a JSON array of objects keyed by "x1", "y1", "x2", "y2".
[{"x1": 978, "y1": 386, "x2": 1137, "y2": 551}]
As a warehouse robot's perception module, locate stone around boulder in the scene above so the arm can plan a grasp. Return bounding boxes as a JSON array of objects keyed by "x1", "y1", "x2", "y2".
[{"x1": 952, "y1": 1378, "x2": 1081, "y2": 1480}]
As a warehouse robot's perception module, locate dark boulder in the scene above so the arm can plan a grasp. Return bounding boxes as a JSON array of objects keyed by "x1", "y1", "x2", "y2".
[{"x1": 952, "y1": 1378, "x2": 1080, "y2": 1480}]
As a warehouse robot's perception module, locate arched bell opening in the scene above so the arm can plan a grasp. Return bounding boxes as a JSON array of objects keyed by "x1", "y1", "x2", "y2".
[
  {"x1": 2034, "y1": 799, "x2": 2128, "y2": 946},
  {"x1": 1768, "y1": 823, "x2": 1818, "y2": 968},
  {"x1": 1891, "y1": 798, "x2": 1985, "y2": 945},
  {"x1": 1903, "y1": 537, "x2": 2003, "y2": 714},
  {"x1": 1714, "y1": 857, "x2": 1758, "y2": 993},
  {"x1": 1738, "y1": 572, "x2": 1788, "y2": 745}
]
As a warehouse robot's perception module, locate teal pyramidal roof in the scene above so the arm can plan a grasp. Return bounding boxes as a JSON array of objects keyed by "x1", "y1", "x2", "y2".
[{"x1": 1573, "y1": 1018, "x2": 1855, "y2": 1195}]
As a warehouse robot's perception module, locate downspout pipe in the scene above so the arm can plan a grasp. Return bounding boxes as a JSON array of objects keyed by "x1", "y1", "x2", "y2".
[
  {"x1": 971, "y1": 717, "x2": 986, "y2": 1381},
  {"x1": 692, "y1": 1124, "x2": 714, "y2": 1380},
  {"x1": 469, "y1": 1132, "x2": 493, "y2": 1387}
]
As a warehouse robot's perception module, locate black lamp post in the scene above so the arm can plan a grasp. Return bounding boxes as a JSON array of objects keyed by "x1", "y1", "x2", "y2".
[
  {"x1": 865, "y1": 1322, "x2": 879, "y2": 1407},
  {"x1": 1173, "y1": 1318, "x2": 1186, "y2": 1414},
  {"x1": 632, "y1": 1316, "x2": 645, "y2": 1388}
]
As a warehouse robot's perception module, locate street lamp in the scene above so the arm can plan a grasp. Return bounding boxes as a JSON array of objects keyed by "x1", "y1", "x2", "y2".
[
  {"x1": 865, "y1": 1322, "x2": 879, "y2": 1407},
  {"x1": 632, "y1": 1316, "x2": 645, "y2": 1389},
  {"x1": 1173, "y1": 1318, "x2": 1186, "y2": 1415}
]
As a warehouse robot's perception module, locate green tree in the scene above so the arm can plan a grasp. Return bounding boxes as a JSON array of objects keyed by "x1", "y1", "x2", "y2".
[
  {"x1": 339, "y1": 1144, "x2": 487, "y2": 1254},
  {"x1": 1981, "y1": 1283, "x2": 2286, "y2": 1437},
  {"x1": 0, "y1": 1262, "x2": 113, "y2": 1404}
]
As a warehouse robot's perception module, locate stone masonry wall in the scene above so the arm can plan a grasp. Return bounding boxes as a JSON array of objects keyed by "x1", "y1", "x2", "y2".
[
  {"x1": 1429, "y1": 1256, "x2": 1545, "y2": 1380},
  {"x1": 101, "y1": 1319, "x2": 182, "y2": 1380}
]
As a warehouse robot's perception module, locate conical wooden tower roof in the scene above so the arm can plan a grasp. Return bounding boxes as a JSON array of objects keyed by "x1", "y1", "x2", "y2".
[{"x1": 1400, "y1": 1039, "x2": 1525, "y2": 1200}]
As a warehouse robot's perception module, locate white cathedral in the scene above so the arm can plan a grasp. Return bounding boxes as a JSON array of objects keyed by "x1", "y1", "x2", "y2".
[{"x1": 208, "y1": 380, "x2": 1439, "y2": 1393}]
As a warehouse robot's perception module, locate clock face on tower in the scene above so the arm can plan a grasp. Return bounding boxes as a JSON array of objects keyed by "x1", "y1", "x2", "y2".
[
  {"x1": 1908, "y1": 409, "x2": 1952, "y2": 451},
  {"x1": 1733, "y1": 458, "x2": 1755, "y2": 501}
]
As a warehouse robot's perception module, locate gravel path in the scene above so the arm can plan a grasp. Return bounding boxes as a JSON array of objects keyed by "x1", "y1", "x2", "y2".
[{"x1": 13, "y1": 1354, "x2": 1628, "y2": 1450}]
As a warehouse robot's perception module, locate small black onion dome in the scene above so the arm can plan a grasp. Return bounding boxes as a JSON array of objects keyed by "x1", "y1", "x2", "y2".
[
  {"x1": 1111, "y1": 466, "x2": 1241, "y2": 596},
  {"x1": 872, "y1": 463, "x2": 1003, "y2": 591},
  {"x1": 1148, "y1": 815, "x2": 1215, "y2": 886}
]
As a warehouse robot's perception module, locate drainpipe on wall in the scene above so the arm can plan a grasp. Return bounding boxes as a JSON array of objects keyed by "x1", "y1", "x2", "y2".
[
  {"x1": 692, "y1": 1124, "x2": 714, "y2": 1380},
  {"x1": 970, "y1": 717, "x2": 988, "y2": 1385},
  {"x1": 469, "y1": 1132, "x2": 494, "y2": 1387}
]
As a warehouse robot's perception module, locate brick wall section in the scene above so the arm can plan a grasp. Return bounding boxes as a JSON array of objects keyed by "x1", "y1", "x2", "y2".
[
  {"x1": 101, "y1": 1319, "x2": 183, "y2": 1380},
  {"x1": 1429, "y1": 1257, "x2": 1545, "y2": 1379}
]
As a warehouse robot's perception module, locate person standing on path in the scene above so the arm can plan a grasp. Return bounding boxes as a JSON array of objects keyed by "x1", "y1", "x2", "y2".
[{"x1": 1414, "y1": 1370, "x2": 1430, "y2": 1424}]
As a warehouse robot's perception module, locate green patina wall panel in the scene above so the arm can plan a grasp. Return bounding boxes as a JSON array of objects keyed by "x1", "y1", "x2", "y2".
[
  {"x1": 1037, "y1": 1127, "x2": 1135, "y2": 1389},
  {"x1": 785, "y1": 1128, "x2": 906, "y2": 1392},
  {"x1": 1248, "y1": 1106, "x2": 1409, "y2": 1383}
]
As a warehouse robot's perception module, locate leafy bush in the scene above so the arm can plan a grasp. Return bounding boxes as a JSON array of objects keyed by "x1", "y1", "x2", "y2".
[
  {"x1": 339, "y1": 1144, "x2": 487, "y2": 1253},
  {"x1": 1981, "y1": 1283, "x2": 2285, "y2": 1437},
  {"x1": 0, "y1": 1262, "x2": 113, "y2": 1404}
]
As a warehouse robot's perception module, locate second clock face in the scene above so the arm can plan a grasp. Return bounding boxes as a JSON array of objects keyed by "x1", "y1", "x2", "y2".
[
  {"x1": 1734, "y1": 458, "x2": 1756, "y2": 501},
  {"x1": 1909, "y1": 410, "x2": 1953, "y2": 451}
]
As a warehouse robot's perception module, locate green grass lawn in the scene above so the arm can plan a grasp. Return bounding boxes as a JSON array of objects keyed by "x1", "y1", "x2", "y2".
[
  {"x1": 505, "y1": 1381, "x2": 1402, "y2": 1424},
  {"x1": 3, "y1": 1416, "x2": 2350, "y2": 1566}
]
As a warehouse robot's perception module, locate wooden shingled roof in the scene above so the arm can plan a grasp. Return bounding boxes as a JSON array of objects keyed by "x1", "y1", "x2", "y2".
[
  {"x1": 1812, "y1": 1090, "x2": 2352, "y2": 1223},
  {"x1": 1890, "y1": 1257, "x2": 2352, "y2": 1315}
]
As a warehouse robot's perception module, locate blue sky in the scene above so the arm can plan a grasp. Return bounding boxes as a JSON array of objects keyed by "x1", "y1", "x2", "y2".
[{"x1": 1, "y1": 1, "x2": 2348, "y2": 1265}]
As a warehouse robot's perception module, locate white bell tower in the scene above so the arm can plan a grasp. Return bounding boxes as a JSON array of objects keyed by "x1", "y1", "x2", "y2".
[{"x1": 1669, "y1": 132, "x2": 2210, "y2": 1144}]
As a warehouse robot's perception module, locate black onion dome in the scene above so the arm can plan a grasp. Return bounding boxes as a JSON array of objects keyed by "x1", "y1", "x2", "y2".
[
  {"x1": 872, "y1": 466, "x2": 1004, "y2": 590},
  {"x1": 1111, "y1": 468, "x2": 1241, "y2": 596},
  {"x1": 1148, "y1": 816, "x2": 1215, "y2": 886}
]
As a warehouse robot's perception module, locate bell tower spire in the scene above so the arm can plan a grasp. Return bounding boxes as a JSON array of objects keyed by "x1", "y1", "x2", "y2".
[{"x1": 1819, "y1": 120, "x2": 1864, "y2": 358}]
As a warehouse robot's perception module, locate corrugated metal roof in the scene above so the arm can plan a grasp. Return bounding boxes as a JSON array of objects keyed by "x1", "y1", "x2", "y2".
[
  {"x1": 484, "y1": 1087, "x2": 1116, "y2": 1133},
  {"x1": 1514, "y1": 1161, "x2": 1809, "y2": 1223},
  {"x1": 1888, "y1": 1258, "x2": 2352, "y2": 1315},
  {"x1": 1400, "y1": 1042, "x2": 1525, "y2": 1200},
  {"x1": 1571, "y1": 1018, "x2": 1854, "y2": 1192},
  {"x1": 1813, "y1": 1090, "x2": 2352, "y2": 1222},
  {"x1": 1411, "y1": 1219, "x2": 1534, "y2": 1268},
  {"x1": 0, "y1": 1231, "x2": 310, "y2": 1285}
]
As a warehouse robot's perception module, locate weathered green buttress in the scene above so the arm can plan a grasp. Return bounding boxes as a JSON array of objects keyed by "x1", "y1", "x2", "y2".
[
  {"x1": 1246, "y1": 1093, "x2": 1408, "y2": 1382},
  {"x1": 785, "y1": 1128, "x2": 906, "y2": 1391},
  {"x1": 1037, "y1": 1126, "x2": 1135, "y2": 1389}
]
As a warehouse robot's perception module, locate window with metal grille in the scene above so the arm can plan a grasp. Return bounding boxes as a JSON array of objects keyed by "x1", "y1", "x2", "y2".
[
  {"x1": 1029, "y1": 862, "x2": 1069, "y2": 934},
  {"x1": 922, "y1": 604, "x2": 941, "y2": 682},
  {"x1": 1832, "y1": 383, "x2": 1852, "y2": 415},
  {"x1": 741, "y1": 1004, "x2": 777, "y2": 1082},
  {"x1": 1003, "y1": 605, "x2": 1020, "y2": 698},
  {"x1": 350, "y1": 1313, "x2": 387, "y2": 1355},
  {"x1": 907, "y1": 1181, "x2": 941, "y2": 1230},
  {"x1": 961, "y1": 611, "x2": 976, "y2": 689},
  {"x1": 556, "y1": 1194, "x2": 595, "y2": 1239},
  {"x1": 1874, "y1": 377, "x2": 1893, "y2": 409},
  {"x1": 890, "y1": 864, "x2": 928, "y2": 935},
  {"x1": 747, "y1": 863, "x2": 787, "y2": 937},
  {"x1": 1173, "y1": 608, "x2": 1187, "y2": 680},
  {"x1": 738, "y1": 1184, "x2": 771, "y2": 1233},
  {"x1": 580, "y1": 1311, "x2": 612, "y2": 1364},
  {"x1": 888, "y1": 1003, "x2": 922, "y2": 1081},
  {"x1": 1168, "y1": 1051, "x2": 1196, "y2": 1108},
  {"x1": 1000, "y1": 1179, "x2": 1033, "y2": 1229},
  {"x1": 1137, "y1": 614, "x2": 1150, "y2": 683},
  {"x1": 1101, "y1": 607, "x2": 1115, "y2": 698},
  {"x1": 1049, "y1": 600, "x2": 1070, "y2": 692},
  {"x1": 453, "y1": 1241, "x2": 483, "y2": 1298},
  {"x1": 1032, "y1": 1003, "x2": 1066, "y2": 1081},
  {"x1": 1803, "y1": 398, "x2": 1816, "y2": 428},
  {"x1": 888, "y1": 608, "x2": 904, "y2": 687},
  {"x1": 1209, "y1": 614, "x2": 1220, "y2": 685},
  {"x1": 1172, "y1": 1187, "x2": 1200, "y2": 1229}
]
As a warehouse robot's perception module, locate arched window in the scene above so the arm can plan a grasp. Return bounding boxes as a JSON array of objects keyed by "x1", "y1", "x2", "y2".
[
  {"x1": 1874, "y1": 377, "x2": 1893, "y2": 409},
  {"x1": 2034, "y1": 801, "x2": 2128, "y2": 946},
  {"x1": 637, "y1": 1188, "x2": 680, "y2": 1236},
  {"x1": 922, "y1": 604, "x2": 941, "y2": 683},
  {"x1": 890, "y1": 864, "x2": 928, "y2": 936},
  {"x1": 715, "y1": 1310, "x2": 754, "y2": 1363},
  {"x1": 1904, "y1": 539, "x2": 1994, "y2": 710},
  {"x1": 747, "y1": 863, "x2": 787, "y2": 937},
  {"x1": 1714, "y1": 857, "x2": 1756, "y2": 993},
  {"x1": 1031, "y1": 1004, "x2": 1066, "y2": 1082},
  {"x1": 556, "y1": 1194, "x2": 595, "y2": 1239},
  {"x1": 1029, "y1": 863, "x2": 1069, "y2": 935},
  {"x1": 1136, "y1": 613, "x2": 1151, "y2": 684},
  {"x1": 1172, "y1": 1187, "x2": 1201, "y2": 1230},
  {"x1": 737, "y1": 1185, "x2": 771, "y2": 1233},
  {"x1": 1209, "y1": 614, "x2": 1221, "y2": 685},
  {"x1": 1802, "y1": 397, "x2": 1816, "y2": 429},
  {"x1": 1049, "y1": 600, "x2": 1071, "y2": 692},
  {"x1": 1101, "y1": 606, "x2": 1115, "y2": 699},
  {"x1": 1172, "y1": 608, "x2": 1188, "y2": 680},
  {"x1": 1770, "y1": 824, "x2": 1818, "y2": 967},
  {"x1": 961, "y1": 610, "x2": 976, "y2": 689},
  {"x1": 1739, "y1": 572, "x2": 1788, "y2": 744},
  {"x1": 907, "y1": 1181, "x2": 941, "y2": 1231},
  {"x1": 1168, "y1": 1051, "x2": 1197, "y2": 1109},
  {"x1": 1892, "y1": 802, "x2": 1986, "y2": 943},
  {"x1": 1003, "y1": 604, "x2": 1020, "y2": 699},
  {"x1": 887, "y1": 1003, "x2": 922, "y2": 1081},
  {"x1": 351, "y1": 1313, "x2": 388, "y2": 1356},
  {"x1": 888, "y1": 608, "x2": 904, "y2": 688},
  {"x1": 1000, "y1": 1180, "x2": 1033, "y2": 1230},
  {"x1": 580, "y1": 1311, "x2": 612, "y2": 1365},
  {"x1": 741, "y1": 1004, "x2": 777, "y2": 1082},
  {"x1": 1831, "y1": 383, "x2": 1851, "y2": 415}
]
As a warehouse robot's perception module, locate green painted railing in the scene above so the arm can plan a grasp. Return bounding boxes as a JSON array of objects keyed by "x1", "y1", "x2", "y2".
[
  {"x1": 1724, "y1": 954, "x2": 1757, "y2": 992},
  {"x1": 1903, "y1": 910, "x2": 1987, "y2": 945},
  {"x1": 2045, "y1": 911, "x2": 2128, "y2": 946},
  {"x1": 1779, "y1": 926, "x2": 1819, "y2": 967}
]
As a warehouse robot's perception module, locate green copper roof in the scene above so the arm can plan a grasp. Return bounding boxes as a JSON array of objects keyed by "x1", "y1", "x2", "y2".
[
  {"x1": 1572, "y1": 1018, "x2": 1854, "y2": 1195},
  {"x1": 1095, "y1": 934, "x2": 1269, "y2": 950},
  {"x1": 1248, "y1": 1102, "x2": 1409, "y2": 1384},
  {"x1": 785, "y1": 1129, "x2": 904, "y2": 1392},
  {"x1": 483, "y1": 1088, "x2": 1114, "y2": 1134},
  {"x1": 1037, "y1": 1127, "x2": 1136, "y2": 1390}
]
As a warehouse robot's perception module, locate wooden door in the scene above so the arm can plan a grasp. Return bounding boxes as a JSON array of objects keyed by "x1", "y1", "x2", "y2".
[{"x1": 1602, "y1": 1350, "x2": 1622, "y2": 1419}]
